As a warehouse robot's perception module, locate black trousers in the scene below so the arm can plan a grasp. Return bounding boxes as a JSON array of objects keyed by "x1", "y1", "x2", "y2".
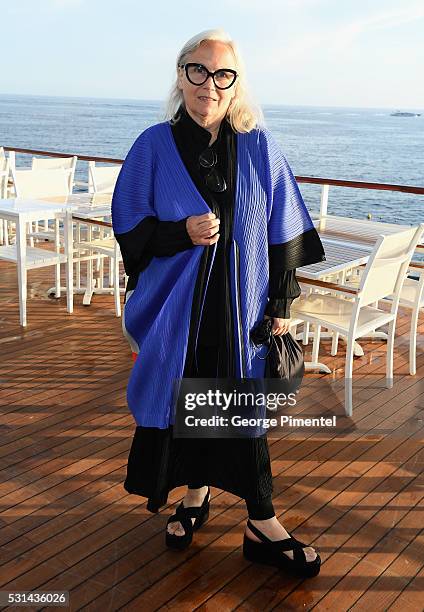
[{"x1": 190, "y1": 344, "x2": 275, "y2": 520}]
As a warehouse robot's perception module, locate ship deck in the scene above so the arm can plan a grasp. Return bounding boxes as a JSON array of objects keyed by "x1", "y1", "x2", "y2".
[{"x1": 0, "y1": 255, "x2": 423, "y2": 611}]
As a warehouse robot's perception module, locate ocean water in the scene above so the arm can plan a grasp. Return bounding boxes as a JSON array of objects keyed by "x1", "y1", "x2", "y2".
[{"x1": 1, "y1": 94, "x2": 423, "y2": 225}]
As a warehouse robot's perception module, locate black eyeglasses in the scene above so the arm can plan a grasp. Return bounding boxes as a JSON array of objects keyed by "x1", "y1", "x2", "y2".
[
  {"x1": 198, "y1": 147, "x2": 227, "y2": 193},
  {"x1": 180, "y1": 63, "x2": 237, "y2": 90}
]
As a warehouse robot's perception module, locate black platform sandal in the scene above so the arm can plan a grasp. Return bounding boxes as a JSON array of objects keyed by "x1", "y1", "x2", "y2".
[
  {"x1": 243, "y1": 519, "x2": 321, "y2": 577},
  {"x1": 166, "y1": 487, "x2": 210, "y2": 551}
]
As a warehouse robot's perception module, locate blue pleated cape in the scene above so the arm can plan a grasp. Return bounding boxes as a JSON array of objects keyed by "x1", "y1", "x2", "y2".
[{"x1": 112, "y1": 121, "x2": 317, "y2": 428}]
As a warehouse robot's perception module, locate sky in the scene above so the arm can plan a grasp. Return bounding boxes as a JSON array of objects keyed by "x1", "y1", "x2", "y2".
[{"x1": 3, "y1": 0, "x2": 424, "y2": 109}]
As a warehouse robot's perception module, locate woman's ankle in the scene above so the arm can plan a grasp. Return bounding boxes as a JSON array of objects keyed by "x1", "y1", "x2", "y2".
[
  {"x1": 249, "y1": 516, "x2": 277, "y2": 525},
  {"x1": 185, "y1": 485, "x2": 209, "y2": 504},
  {"x1": 246, "y1": 516, "x2": 291, "y2": 541}
]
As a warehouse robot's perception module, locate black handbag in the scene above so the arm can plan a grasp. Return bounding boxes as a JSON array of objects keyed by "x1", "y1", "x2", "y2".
[{"x1": 250, "y1": 318, "x2": 305, "y2": 392}]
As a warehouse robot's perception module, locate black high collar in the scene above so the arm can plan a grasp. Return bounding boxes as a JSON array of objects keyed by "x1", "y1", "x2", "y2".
[{"x1": 174, "y1": 105, "x2": 228, "y2": 150}]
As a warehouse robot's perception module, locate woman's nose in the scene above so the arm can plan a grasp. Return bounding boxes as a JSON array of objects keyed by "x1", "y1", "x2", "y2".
[{"x1": 202, "y1": 77, "x2": 217, "y2": 92}]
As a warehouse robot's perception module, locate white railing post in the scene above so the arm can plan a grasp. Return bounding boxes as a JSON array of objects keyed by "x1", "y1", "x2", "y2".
[
  {"x1": 319, "y1": 184, "x2": 329, "y2": 231},
  {"x1": 8, "y1": 150, "x2": 16, "y2": 174},
  {"x1": 8, "y1": 151, "x2": 17, "y2": 197}
]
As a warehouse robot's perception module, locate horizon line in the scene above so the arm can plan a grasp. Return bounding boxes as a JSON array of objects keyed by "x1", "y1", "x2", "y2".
[{"x1": 0, "y1": 91, "x2": 422, "y2": 113}]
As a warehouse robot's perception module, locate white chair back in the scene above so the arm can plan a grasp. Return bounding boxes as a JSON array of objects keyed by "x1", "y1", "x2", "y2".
[
  {"x1": 88, "y1": 161, "x2": 121, "y2": 194},
  {"x1": 0, "y1": 158, "x2": 9, "y2": 198},
  {"x1": 31, "y1": 155, "x2": 75, "y2": 170},
  {"x1": 358, "y1": 225, "x2": 424, "y2": 307},
  {"x1": 32, "y1": 155, "x2": 77, "y2": 192},
  {"x1": 13, "y1": 168, "x2": 70, "y2": 198}
]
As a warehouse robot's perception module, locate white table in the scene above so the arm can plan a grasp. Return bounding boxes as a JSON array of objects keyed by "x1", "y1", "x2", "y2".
[
  {"x1": 0, "y1": 198, "x2": 75, "y2": 326},
  {"x1": 45, "y1": 193, "x2": 112, "y2": 222},
  {"x1": 314, "y1": 215, "x2": 424, "y2": 252},
  {"x1": 297, "y1": 240, "x2": 370, "y2": 280}
]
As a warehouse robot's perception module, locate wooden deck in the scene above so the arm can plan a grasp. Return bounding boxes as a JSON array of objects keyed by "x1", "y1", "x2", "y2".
[{"x1": 0, "y1": 255, "x2": 423, "y2": 612}]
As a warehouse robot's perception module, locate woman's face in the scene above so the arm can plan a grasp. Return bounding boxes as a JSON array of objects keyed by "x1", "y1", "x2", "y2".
[{"x1": 177, "y1": 40, "x2": 237, "y2": 128}]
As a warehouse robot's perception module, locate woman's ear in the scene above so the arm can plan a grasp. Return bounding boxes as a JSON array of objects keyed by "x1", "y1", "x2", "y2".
[
  {"x1": 231, "y1": 83, "x2": 238, "y2": 102},
  {"x1": 177, "y1": 67, "x2": 183, "y2": 90}
]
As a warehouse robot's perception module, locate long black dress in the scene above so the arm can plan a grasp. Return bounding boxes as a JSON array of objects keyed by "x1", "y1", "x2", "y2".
[{"x1": 118, "y1": 107, "x2": 301, "y2": 512}]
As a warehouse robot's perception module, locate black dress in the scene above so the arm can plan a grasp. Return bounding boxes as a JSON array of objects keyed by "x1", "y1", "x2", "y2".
[{"x1": 118, "y1": 107, "x2": 301, "y2": 512}]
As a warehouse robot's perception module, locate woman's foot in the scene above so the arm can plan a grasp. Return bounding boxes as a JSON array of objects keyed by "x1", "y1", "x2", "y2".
[
  {"x1": 167, "y1": 486, "x2": 210, "y2": 536},
  {"x1": 246, "y1": 516, "x2": 317, "y2": 562}
]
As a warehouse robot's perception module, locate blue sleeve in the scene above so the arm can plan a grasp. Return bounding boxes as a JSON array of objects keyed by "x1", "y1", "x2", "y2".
[
  {"x1": 111, "y1": 130, "x2": 194, "y2": 277},
  {"x1": 260, "y1": 128, "x2": 315, "y2": 245},
  {"x1": 111, "y1": 129, "x2": 156, "y2": 235},
  {"x1": 259, "y1": 129, "x2": 325, "y2": 269}
]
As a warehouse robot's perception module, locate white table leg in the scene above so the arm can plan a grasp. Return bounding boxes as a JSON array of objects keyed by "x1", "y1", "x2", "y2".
[
  {"x1": 109, "y1": 256, "x2": 114, "y2": 287},
  {"x1": 114, "y1": 246, "x2": 121, "y2": 317},
  {"x1": 311, "y1": 324, "x2": 321, "y2": 362},
  {"x1": 64, "y1": 211, "x2": 73, "y2": 314},
  {"x1": 340, "y1": 335, "x2": 364, "y2": 357},
  {"x1": 16, "y1": 217, "x2": 27, "y2": 326},
  {"x1": 3, "y1": 220, "x2": 9, "y2": 246},
  {"x1": 76, "y1": 222, "x2": 81, "y2": 290},
  {"x1": 304, "y1": 361, "x2": 332, "y2": 374},
  {"x1": 54, "y1": 218, "x2": 61, "y2": 298},
  {"x1": 299, "y1": 329, "x2": 365, "y2": 358},
  {"x1": 99, "y1": 226, "x2": 104, "y2": 290},
  {"x1": 362, "y1": 331, "x2": 388, "y2": 340},
  {"x1": 83, "y1": 224, "x2": 94, "y2": 306}
]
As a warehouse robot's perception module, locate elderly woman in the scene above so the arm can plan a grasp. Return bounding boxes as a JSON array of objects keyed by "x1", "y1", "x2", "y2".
[{"x1": 112, "y1": 29, "x2": 325, "y2": 577}]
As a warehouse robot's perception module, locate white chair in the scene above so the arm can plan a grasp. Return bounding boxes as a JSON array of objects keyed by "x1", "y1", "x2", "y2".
[
  {"x1": 12, "y1": 168, "x2": 70, "y2": 296},
  {"x1": 87, "y1": 233, "x2": 122, "y2": 316},
  {"x1": 2, "y1": 149, "x2": 16, "y2": 197},
  {"x1": 88, "y1": 161, "x2": 121, "y2": 194},
  {"x1": 83, "y1": 161, "x2": 122, "y2": 315},
  {"x1": 32, "y1": 155, "x2": 77, "y2": 193},
  {"x1": 73, "y1": 224, "x2": 123, "y2": 317},
  {"x1": 393, "y1": 269, "x2": 424, "y2": 375},
  {"x1": 30, "y1": 157, "x2": 77, "y2": 239},
  {"x1": 12, "y1": 167, "x2": 71, "y2": 245},
  {"x1": 0, "y1": 156, "x2": 8, "y2": 197},
  {"x1": 1, "y1": 148, "x2": 16, "y2": 240},
  {"x1": 341, "y1": 263, "x2": 424, "y2": 376},
  {"x1": 13, "y1": 168, "x2": 70, "y2": 198},
  {"x1": 0, "y1": 157, "x2": 10, "y2": 245},
  {"x1": 292, "y1": 225, "x2": 424, "y2": 416}
]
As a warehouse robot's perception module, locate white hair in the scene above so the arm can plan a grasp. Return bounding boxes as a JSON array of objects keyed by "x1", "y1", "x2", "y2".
[{"x1": 164, "y1": 29, "x2": 264, "y2": 133}]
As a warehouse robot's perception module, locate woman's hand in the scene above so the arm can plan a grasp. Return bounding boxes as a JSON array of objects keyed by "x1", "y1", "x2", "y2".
[
  {"x1": 264, "y1": 314, "x2": 291, "y2": 335},
  {"x1": 186, "y1": 212, "x2": 220, "y2": 246}
]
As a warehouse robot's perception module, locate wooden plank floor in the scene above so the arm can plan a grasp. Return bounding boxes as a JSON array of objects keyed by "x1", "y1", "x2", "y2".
[{"x1": 0, "y1": 255, "x2": 423, "y2": 612}]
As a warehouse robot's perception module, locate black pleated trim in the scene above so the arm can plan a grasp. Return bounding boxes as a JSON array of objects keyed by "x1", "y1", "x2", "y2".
[
  {"x1": 114, "y1": 216, "x2": 157, "y2": 284},
  {"x1": 115, "y1": 215, "x2": 195, "y2": 293},
  {"x1": 269, "y1": 227, "x2": 326, "y2": 271},
  {"x1": 265, "y1": 298, "x2": 295, "y2": 319}
]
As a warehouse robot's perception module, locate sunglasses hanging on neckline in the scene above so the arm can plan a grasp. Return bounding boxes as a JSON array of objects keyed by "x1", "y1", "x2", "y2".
[{"x1": 198, "y1": 147, "x2": 227, "y2": 193}]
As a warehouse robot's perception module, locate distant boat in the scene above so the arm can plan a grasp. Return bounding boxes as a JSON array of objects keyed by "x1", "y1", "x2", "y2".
[{"x1": 390, "y1": 111, "x2": 421, "y2": 117}]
